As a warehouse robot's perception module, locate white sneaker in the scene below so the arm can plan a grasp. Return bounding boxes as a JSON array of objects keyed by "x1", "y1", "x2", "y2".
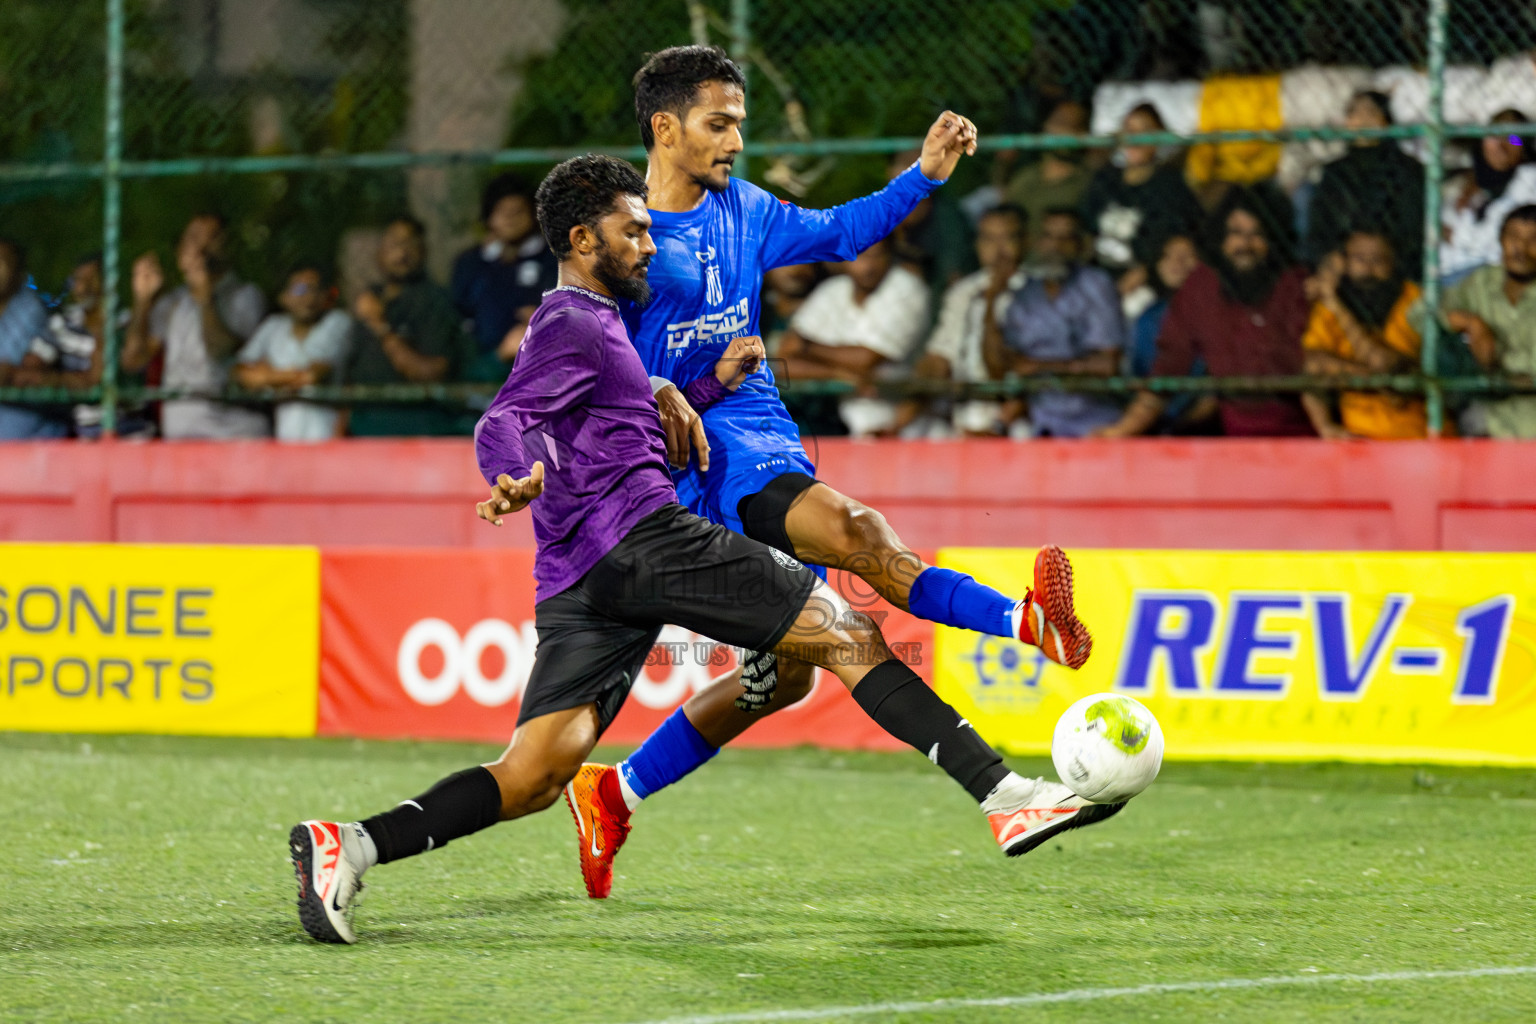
[
  {"x1": 290, "y1": 820, "x2": 366, "y2": 944},
  {"x1": 984, "y1": 776, "x2": 1126, "y2": 857}
]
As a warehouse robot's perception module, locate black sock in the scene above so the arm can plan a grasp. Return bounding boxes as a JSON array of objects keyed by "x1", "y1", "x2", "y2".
[
  {"x1": 360, "y1": 766, "x2": 504, "y2": 864},
  {"x1": 851, "y1": 659, "x2": 1010, "y2": 803}
]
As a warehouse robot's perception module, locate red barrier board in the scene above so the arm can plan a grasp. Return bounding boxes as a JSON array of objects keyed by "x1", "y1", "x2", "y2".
[
  {"x1": 7, "y1": 439, "x2": 1536, "y2": 552},
  {"x1": 319, "y1": 548, "x2": 933, "y2": 749}
]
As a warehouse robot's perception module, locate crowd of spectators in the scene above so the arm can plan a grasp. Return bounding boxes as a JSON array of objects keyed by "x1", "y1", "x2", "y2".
[
  {"x1": 1, "y1": 92, "x2": 1535, "y2": 443},
  {"x1": 777, "y1": 89, "x2": 1536, "y2": 442},
  {"x1": 0, "y1": 172, "x2": 557, "y2": 443}
]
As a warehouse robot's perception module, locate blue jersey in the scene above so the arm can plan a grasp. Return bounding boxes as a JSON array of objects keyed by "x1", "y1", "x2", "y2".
[{"x1": 622, "y1": 164, "x2": 941, "y2": 532}]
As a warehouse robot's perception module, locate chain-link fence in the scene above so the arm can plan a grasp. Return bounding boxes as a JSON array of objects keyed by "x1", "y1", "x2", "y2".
[{"x1": 2, "y1": 0, "x2": 1534, "y2": 435}]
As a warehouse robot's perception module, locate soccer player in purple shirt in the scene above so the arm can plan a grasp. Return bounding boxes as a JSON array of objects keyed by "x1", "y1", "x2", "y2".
[
  {"x1": 287, "y1": 156, "x2": 1123, "y2": 944},
  {"x1": 481, "y1": 47, "x2": 1099, "y2": 899}
]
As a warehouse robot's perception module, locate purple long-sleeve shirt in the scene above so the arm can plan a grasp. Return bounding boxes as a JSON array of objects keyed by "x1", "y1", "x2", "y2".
[{"x1": 474, "y1": 286, "x2": 676, "y2": 600}]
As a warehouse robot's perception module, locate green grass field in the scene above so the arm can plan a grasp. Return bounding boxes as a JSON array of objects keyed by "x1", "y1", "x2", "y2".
[{"x1": 4, "y1": 733, "x2": 1536, "y2": 1023}]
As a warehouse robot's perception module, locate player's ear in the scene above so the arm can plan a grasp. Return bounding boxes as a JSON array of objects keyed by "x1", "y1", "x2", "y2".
[
  {"x1": 568, "y1": 223, "x2": 594, "y2": 258},
  {"x1": 651, "y1": 110, "x2": 678, "y2": 149}
]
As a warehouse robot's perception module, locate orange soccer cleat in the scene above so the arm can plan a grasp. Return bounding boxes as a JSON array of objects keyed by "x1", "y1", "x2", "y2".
[
  {"x1": 985, "y1": 777, "x2": 1126, "y2": 858},
  {"x1": 1016, "y1": 545, "x2": 1093, "y2": 669},
  {"x1": 563, "y1": 763, "x2": 633, "y2": 899}
]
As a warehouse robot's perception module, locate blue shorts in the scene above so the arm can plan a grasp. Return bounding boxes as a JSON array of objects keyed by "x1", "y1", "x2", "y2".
[{"x1": 673, "y1": 445, "x2": 827, "y2": 581}]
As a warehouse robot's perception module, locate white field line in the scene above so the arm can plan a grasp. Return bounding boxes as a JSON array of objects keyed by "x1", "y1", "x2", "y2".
[{"x1": 617, "y1": 965, "x2": 1536, "y2": 1024}]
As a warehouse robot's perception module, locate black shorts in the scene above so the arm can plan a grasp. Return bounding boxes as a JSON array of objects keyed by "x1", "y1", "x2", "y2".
[
  {"x1": 518, "y1": 503, "x2": 818, "y2": 734},
  {"x1": 736, "y1": 471, "x2": 820, "y2": 561}
]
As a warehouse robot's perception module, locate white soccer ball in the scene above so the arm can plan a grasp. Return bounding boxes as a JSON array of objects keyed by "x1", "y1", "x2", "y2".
[{"x1": 1051, "y1": 693, "x2": 1164, "y2": 803}]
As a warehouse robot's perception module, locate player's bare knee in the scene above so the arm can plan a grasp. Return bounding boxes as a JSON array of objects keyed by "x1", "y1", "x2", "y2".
[
  {"x1": 525, "y1": 778, "x2": 567, "y2": 813},
  {"x1": 486, "y1": 744, "x2": 582, "y2": 817},
  {"x1": 832, "y1": 501, "x2": 893, "y2": 561},
  {"x1": 773, "y1": 658, "x2": 816, "y2": 704}
]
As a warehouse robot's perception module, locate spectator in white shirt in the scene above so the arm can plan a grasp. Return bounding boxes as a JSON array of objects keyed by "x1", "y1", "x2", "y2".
[
  {"x1": 889, "y1": 204, "x2": 1029, "y2": 437},
  {"x1": 121, "y1": 213, "x2": 269, "y2": 439},
  {"x1": 776, "y1": 237, "x2": 930, "y2": 436},
  {"x1": 1441, "y1": 109, "x2": 1536, "y2": 281},
  {"x1": 235, "y1": 265, "x2": 352, "y2": 442}
]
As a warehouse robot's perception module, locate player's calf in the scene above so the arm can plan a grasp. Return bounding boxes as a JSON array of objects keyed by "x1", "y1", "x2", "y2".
[{"x1": 778, "y1": 482, "x2": 1072, "y2": 655}]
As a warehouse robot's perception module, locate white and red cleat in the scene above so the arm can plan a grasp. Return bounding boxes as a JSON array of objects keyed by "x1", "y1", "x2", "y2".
[
  {"x1": 1016, "y1": 545, "x2": 1093, "y2": 669},
  {"x1": 563, "y1": 763, "x2": 633, "y2": 899},
  {"x1": 986, "y1": 776, "x2": 1125, "y2": 858},
  {"x1": 289, "y1": 820, "x2": 366, "y2": 944}
]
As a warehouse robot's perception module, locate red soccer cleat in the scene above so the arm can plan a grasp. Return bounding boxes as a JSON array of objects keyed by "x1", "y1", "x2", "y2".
[
  {"x1": 563, "y1": 763, "x2": 632, "y2": 899},
  {"x1": 1017, "y1": 545, "x2": 1093, "y2": 669}
]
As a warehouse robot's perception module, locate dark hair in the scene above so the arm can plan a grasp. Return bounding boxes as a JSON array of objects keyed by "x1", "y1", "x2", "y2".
[
  {"x1": 633, "y1": 45, "x2": 745, "y2": 151},
  {"x1": 1344, "y1": 225, "x2": 1396, "y2": 252},
  {"x1": 188, "y1": 211, "x2": 228, "y2": 232},
  {"x1": 1503, "y1": 204, "x2": 1536, "y2": 237},
  {"x1": 480, "y1": 172, "x2": 532, "y2": 225},
  {"x1": 535, "y1": 155, "x2": 649, "y2": 260},
  {"x1": 1040, "y1": 205, "x2": 1085, "y2": 232},
  {"x1": 1207, "y1": 184, "x2": 1296, "y2": 265},
  {"x1": 980, "y1": 203, "x2": 1029, "y2": 230},
  {"x1": 284, "y1": 261, "x2": 334, "y2": 289},
  {"x1": 1349, "y1": 90, "x2": 1394, "y2": 126},
  {"x1": 1044, "y1": 98, "x2": 1090, "y2": 130},
  {"x1": 1124, "y1": 102, "x2": 1166, "y2": 130},
  {"x1": 74, "y1": 251, "x2": 103, "y2": 270},
  {"x1": 1490, "y1": 109, "x2": 1532, "y2": 160},
  {"x1": 1135, "y1": 228, "x2": 1196, "y2": 270},
  {"x1": 384, "y1": 214, "x2": 427, "y2": 239}
]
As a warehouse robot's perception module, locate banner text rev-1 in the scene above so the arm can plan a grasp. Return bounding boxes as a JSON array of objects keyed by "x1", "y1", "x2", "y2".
[{"x1": 936, "y1": 550, "x2": 1536, "y2": 765}]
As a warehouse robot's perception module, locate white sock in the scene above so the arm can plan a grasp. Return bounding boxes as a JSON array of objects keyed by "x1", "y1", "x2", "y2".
[
  {"x1": 346, "y1": 822, "x2": 379, "y2": 869},
  {"x1": 615, "y1": 762, "x2": 644, "y2": 812},
  {"x1": 1009, "y1": 601, "x2": 1026, "y2": 641},
  {"x1": 979, "y1": 772, "x2": 1036, "y2": 815}
]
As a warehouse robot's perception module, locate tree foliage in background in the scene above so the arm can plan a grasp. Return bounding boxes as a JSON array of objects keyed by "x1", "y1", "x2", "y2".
[
  {"x1": 0, "y1": 0, "x2": 411, "y2": 295},
  {"x1": 503, "y1": 0, "x2": 1033, "y2": 207}
]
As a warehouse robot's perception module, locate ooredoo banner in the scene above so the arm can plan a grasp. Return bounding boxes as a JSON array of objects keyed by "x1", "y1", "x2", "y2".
[
  {"x1": 319, "y1": 549, "x2": 928, "y2": 748},
  {"x1": 934, "y1": 549, "x2": 1536, "y2": 765},
  {"x1": 0, "y1": 543, "x2": 320, "y2": 736}
]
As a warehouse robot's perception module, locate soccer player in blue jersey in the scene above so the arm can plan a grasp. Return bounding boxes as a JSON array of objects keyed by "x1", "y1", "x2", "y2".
[{"x1": 481, "y1": 48, "x2": 1102, "y2": 898}]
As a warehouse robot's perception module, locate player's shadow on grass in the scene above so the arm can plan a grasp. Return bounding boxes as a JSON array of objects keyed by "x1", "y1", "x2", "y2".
[
  {"x1": 429, "y1": 889, "x2": 726, "y2": 925},
  {"x1": 863, "y1": 927, "x2": 1001, "y2": 951},
  {"x1": 447, "y1": 892, "x2": 1004, "y2": 955},
  {"x1": 2, "y1": 916, "x2": 342, "y2": 951}
]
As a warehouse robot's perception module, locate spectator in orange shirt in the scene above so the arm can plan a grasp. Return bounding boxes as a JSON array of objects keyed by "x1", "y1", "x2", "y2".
[{"x1": 1300, "y1": 228, "x2": 1426, "y2": 439}]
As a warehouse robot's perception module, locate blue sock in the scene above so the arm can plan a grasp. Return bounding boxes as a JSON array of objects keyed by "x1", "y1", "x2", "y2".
[
  {"x1": 907, "y1": 566, "x2": 1017, "y2": 639},
  {"x1": 616, "y1": 706, "x2": 719, "y2": 805}
]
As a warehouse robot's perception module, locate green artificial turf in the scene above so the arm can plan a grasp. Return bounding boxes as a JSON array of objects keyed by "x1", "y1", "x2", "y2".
[{"x1": 3, "y1": 732, "x2": 1535, "y2": 1023}]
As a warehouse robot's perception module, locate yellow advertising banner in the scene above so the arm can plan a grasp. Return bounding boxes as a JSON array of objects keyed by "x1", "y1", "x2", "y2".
[
  {"x1": 0, "y1": 544, "x2": 320, "y2": 737},
  {"x1": 935, "y1": 549, "x2": 1536, "y2": 765}
]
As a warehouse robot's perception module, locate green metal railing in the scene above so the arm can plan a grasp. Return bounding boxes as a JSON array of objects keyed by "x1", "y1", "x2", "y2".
[{"x1": 2, "y1": 0, "x2": 1533, "y2": 436}]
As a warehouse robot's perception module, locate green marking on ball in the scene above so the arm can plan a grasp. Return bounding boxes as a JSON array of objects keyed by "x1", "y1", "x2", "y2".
[{"x1": 1087, "y1": 697, "x2": 1151, "y2": 755}]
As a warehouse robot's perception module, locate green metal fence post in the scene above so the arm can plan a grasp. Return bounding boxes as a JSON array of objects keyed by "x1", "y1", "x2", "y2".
[
  {"x1": 731, "y1": 0, "x2": 750, "y2": 180},
  {"x1": 1420, "y1": 0, "x2": 1449, "y2": 437},
  {"x1": 100, "y1": 0, "x2": 126, "y2": 437}
]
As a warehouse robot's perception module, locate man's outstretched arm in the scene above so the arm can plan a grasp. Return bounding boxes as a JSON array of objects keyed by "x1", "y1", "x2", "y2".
[{"x1": 758, "y1": 111, "x2": 977, "y2": 269}]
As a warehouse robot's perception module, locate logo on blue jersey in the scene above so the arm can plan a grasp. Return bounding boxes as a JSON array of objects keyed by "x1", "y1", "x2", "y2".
[
  {"x1": 664, "y1": 296, "x2": 751, "y2": 351},
  {"x1": 697, "y1": 246, "x2": 724, "y2": 305}
]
